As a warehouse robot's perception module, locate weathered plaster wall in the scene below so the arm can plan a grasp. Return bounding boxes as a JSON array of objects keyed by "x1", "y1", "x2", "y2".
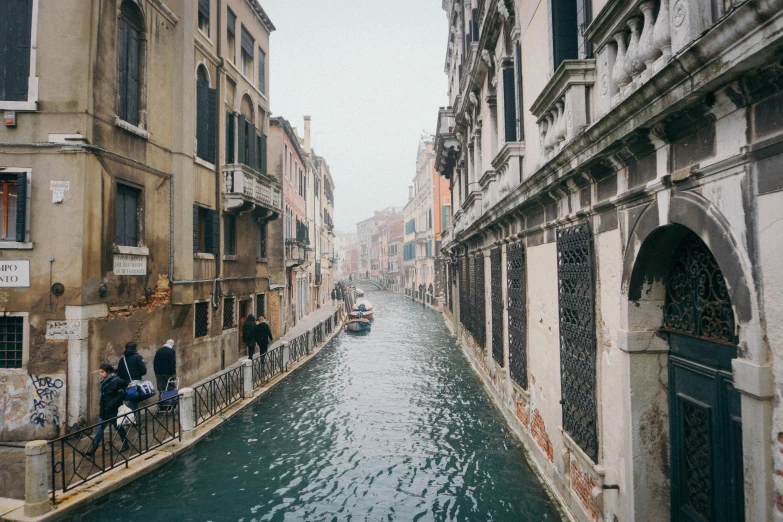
[{"x1": 0, "y1": 371, "x2": 66, "y2": 441}]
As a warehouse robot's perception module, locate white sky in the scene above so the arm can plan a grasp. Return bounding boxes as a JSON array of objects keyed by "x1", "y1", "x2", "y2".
[{"x1": 263, "y1": 1, "x2": 448, "y2": 232}]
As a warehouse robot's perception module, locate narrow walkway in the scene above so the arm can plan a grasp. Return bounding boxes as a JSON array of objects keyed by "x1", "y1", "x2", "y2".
[{"x1": 277, "y1": 303, "x2": 340, "y2": 344}]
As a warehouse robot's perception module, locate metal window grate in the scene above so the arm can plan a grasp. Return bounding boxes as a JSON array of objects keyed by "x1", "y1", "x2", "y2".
[
  {"x1": 490, "y1": 248, "x2": 503, "y2": 366},
  {"x1": 557, "y1": 222, "x2": 598, "y2": 462},
  {"x1": 195, "y1": 302, "x2": 209, "y2": 338},
  {"x1": 507, "y1": 242, "x2": 527, "y2": 388},
  {"x1": 459, "y1": 255, "x2": 470, "y2": 332},
  {"x1": 255, "y1": 293, "x2": 265, "y2": 318},
  {"x1": 472, "y1": 253, "x2": 485, "y2": 347},
  {"x1": 0, "y1": 316, "x2": 23, "y2": 368},
  {"x1": 222, "y1": 297, "x2": 235, "y2": 330}
]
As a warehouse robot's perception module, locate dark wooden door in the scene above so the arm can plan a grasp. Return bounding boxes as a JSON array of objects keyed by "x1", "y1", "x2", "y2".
[{"x1": 238, "y1": 300, "x2": 249, "y2": 356}]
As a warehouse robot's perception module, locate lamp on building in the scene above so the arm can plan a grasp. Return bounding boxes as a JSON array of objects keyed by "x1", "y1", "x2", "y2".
[{"x1": 98, "y1": 283, "x2": 108, "y2": 298}]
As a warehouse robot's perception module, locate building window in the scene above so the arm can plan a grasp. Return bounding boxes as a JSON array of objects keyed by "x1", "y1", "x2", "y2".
[
  {"x1": 255, "y1": 293, "x2": 265, "y2": 318},
  {"x1": 240, "y1": 26, "x2": 254, "y2": 78},
  {"x1": 0, "y1": 0, "x2": 33, "y2": 103},
  {"x1": 550, "y1": 0, "x2": 590, "y2": 71},
  {"x1": 118, "y1": 0, "x2": 144, "y2": 126},
  {"x1": 225, "y1": 110, "x2": 235, "y2": 164},
  {"x1": 115, "y1": 182, "x2": 141, "y2": 247},
  {"x1": 194, "y1": 301, "x2": 209, "y2": 338},
  {"x1": 503, "y1": 66, "x2": 517, "y2": 142},
  {"x1": 237, "y1": 96, "x2": 257, "y2": 170},
  {"x1": 226, "y1": 8, "x2": 236, "y2": 63},
  {"x1": 196, "y1": 66, "x2": 217, "y2": 163},
  {"x1": 222, "y1": 296, "x2": 235, "y2": 330},
  {"x1": 258, "y1": 47, "x2": 266, "y2": 94},
  {"x1": 257, "y1": 221, "x2": 267, "y2": 258},
  {"x1": 197, "y1": 0, "x2": 210, "y2": 35},
  {"x1": 0, "y1": 173, "x2": 26, "y2": 242},
  {"x1": 193, "y1": 205, "x2": 219, "y2": 255},
  {"x1": 224, "y1": 213, "x2": 236, "y2": 255},
  {"x1": 0, "y1": 316, "x2": 23, "y2": 368}
]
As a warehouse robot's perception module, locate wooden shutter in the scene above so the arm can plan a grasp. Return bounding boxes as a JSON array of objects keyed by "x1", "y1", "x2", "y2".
[
  {"x1": 125, "y1": 187, "x2": 138, "y2": 246},
  {"x1": 552, "y1": 0, "x2": 578, "y2": 71},
  {"x1": 208, "y1": 209, "x2": 220, "y2": 255},
  {"x1": 117, "y1": 20, "x2": 128, "y2": 121},
  {"x1": 503, "y1": 67, "x2": 517, "y2": 142},
  {"x1": 248, "y1": 123, "x2": 257, "y2": 169},
  {"x1": 227, "y1": 8, "x2": 236, "y2": 35},
  {"x1": 259, "y1": 134, "x2": 267, "y2": 174},
  {"x1": 207, "y1": 87, "x2": 217, "y2": 163},
  {"x1": 198, "y1": 0, "x2": 210, "y2": 20},
  {"x1": 237, "y1": 114, "x2": 246, "y2": 164},
  {"x1": 127, "y1": 27, "x2": 141, "y2": 126},
  {"x1": 515, "y1": 41, "x2": 525, "y2": 142},
  {"x1": 258, "y1": 49, "x2": 265, "y2": 93},
  {"x1": 116, "y1": 185, "x2": 126, "y2": 245},
  {"x1": 0, "y1": 0, "x2": 32, "y2": 101},
  {"x1": 15, "y1": 172, "x2": 27, "y2": 242},
  {"x1": 193, "y1": 205, "x2": 200, "y2": 253},
  {"x1": 225, "y1": 111, "x2": 235, "y2": 164},
  {"x1": 241, "y1": 27, "x2": 254, "y2": 56},
  {"x1": 196, "y1": 80, "x2": 208, "y2": 160}
]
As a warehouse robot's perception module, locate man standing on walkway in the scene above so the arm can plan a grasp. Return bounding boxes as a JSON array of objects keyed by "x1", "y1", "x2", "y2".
[
  {"x1": 153, "y1": 339, "x2": 176, "y2": 396},
  {"x1": 117, "y1": 342, "x2": 146, "y2": 411},
  {"x1": 331, "y1": 287, "x2": 337, "y2": 306},
  {"x1": 254, "y1": 316, "x2": 274, "y2": 356},
  {"x1": 243, "y1": 313, "x2": 257, "y2": 359}
]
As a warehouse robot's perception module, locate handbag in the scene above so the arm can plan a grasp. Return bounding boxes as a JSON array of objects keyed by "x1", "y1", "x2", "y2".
[
  {"x1": 116, "y1": 404, "x2": 135, "y2": 427},
  {"x1": 121, "y1": 356, "x2": 155, "y2": 401}
]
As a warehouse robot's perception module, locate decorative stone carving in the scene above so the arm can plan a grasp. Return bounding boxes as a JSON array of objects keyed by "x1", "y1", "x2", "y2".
[
  {"x1": 654, "y1": 0, "x2": 672, "y2": 62},
  {"x1": 544, "y1": 113, "x2": 555, "y2": 153},
  {"x1": 669, "y1": 0, "x2": 711, "y2": 56},
  {"x1": 555, "y1": 101, "x2": 566, "y2": 145},
  {"x1": 624, "y1": 17, "x2": 644, "y2": 84},
  {"x1": 612, "y1": 31, "x2": 631, "y2": 90},
  {"x1": 638, "y1": 2, "x2": 661, "y2": 80}
]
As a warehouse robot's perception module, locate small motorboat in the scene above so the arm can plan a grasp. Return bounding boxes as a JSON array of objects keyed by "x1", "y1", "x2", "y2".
[
  {"x1": 350, "y1": 309, "x2": 374, "y2": 320},
  {"x1": 352, "y1": 300, "x2": 374, "y2": 320},
  {"x1": 356, "y1": 288, "x2": 365, "y2": 297},
  {"x1": 355, "y1": 298, "x2": 374, "y2": 311},
  {"x1": 345, "y1": 318, "x2": 371, "y2": 332}
]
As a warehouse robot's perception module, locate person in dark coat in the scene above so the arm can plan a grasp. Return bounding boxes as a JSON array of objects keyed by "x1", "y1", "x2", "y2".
[
  {"x1": 331, "y1": 288, "x2": 337, "y2": 305},
  {"x1": 242, "y1": 314, "x2": 257, "y2": 359},
  {"x1": 153, "y1": 339, "x2": 176, "y2": 396},
  {"x1": 254, "y1": 316, "x2": 274, "y2": 355},
  {"x1": 86, "y1": 364, "x2": 129, "y2": 456},
  {"x1": 117, "y1": 342, "x2": 146, "y2": 410}
]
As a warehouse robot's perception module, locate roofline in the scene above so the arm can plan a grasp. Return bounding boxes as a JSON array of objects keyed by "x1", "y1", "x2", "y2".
[
  {"x1": 270, "y1": 116, "x2": 306, "y2": 161},
  {"x1": 247, "y1": 0, "x2": 276, "y2": 32}
]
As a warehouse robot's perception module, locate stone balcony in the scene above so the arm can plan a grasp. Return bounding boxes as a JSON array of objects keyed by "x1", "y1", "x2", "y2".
[
  {"x1": 223, "y1": 163, "x2": 282, "y2": 219},
  {"x1": 285, "y1": 239, "x2": 312, "y2": 268},
  {"x1": 435, "y1": 107, "x2": 461, "y2": 178},
  {"x1": 416, "y1": 230, "x2": 434, "y2": 244}
]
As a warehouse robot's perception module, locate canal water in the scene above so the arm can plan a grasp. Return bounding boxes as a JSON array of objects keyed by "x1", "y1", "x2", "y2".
[{"x1": 69, "y1": 289, "x2": 562, "y2": 521}]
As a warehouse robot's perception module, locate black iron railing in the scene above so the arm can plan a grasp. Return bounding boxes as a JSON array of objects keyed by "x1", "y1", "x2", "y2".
[
  {"x1": 325, "y1": 316, "x2": 333, "y2": 335},
  {"x1": 252, "y1": 345, "x2": 285, "y2": 388},
  {"x1": 312, "y1": 323, "x2": 324, "y2": 346},
  {"x1": 49, "y1": 397, "x2": 180, "y2": 502},
  {"x1": 288, "y1": 333, "x2": 309, "y2": 364},
  {"x1": 193, "y1": 366, "x2": 244, "y2": 426}
]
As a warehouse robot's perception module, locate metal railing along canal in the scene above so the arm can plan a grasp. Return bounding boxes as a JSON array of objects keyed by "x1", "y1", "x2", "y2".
[
  {"x1": 193, "y1": 366, "x2": 244, "y2": 426},
  {"x1": 252, "y1": 345, "x2": 285, "y2": 388}
]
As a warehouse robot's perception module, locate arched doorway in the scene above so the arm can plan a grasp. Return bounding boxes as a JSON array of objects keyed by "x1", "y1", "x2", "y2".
[{"x1": 663, "y1": 231, "x2": 744, "y2": 522}]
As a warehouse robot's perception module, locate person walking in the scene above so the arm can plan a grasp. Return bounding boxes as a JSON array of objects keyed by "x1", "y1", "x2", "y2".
[
  {"x1": 86, "y1": 364, "x2": 129, "y2": 456},
  {"x1": 254, "y1": 316, "x2": 274, "y2": 356},
  {"x1": 242, "y1": 313, "x2": 257, "y2": 359},
  {"x1": 153, "y1": 339, "x2": 176, "y2": 397},
  {"x1": 331, "y1": 287, "x2": 337, "y2": 306},
  {"x1": 117, "y1": 342, "x2": 146, "y2": 411}
]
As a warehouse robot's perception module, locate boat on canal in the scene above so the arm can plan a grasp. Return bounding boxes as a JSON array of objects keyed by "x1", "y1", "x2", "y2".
[
  {"x1": 345, "y1": 317, "x2": 371, "y2": 332},
  {"x1": 356, "y1": 288, "x2": 365, "y2": 297},
  {"x1": 351, "y1": 299, "x2": 374, "y2": 320}
]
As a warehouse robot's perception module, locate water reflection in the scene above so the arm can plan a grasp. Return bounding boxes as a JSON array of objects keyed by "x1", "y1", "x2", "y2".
[{"x1": 69, "y1": 289, "x2": 561, "y2": 521}]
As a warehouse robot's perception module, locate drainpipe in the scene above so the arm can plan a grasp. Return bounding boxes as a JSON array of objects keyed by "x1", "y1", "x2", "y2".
[{"x1": 213, "y1": 0, "x2": 224, "y2": 308}]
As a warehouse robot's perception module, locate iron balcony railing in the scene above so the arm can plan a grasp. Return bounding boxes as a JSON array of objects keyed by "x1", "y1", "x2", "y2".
[
  {"x1": 49, "y1": 397, "x2": 180, "y2": 502},
  {"x1": 252, "y1": 345, "x2": 285, "y2": 388},
  {"x1": 193, "y1": 366, "x2": 244, "y2": 426}
]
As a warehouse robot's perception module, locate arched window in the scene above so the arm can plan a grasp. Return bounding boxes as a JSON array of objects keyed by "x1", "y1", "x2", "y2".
[
  {"x1": 195, "y1": 64, "x2": 216, "y2": 163},
  {"x1": 118, "y1": 0, "x2": 144, "y2": 126},
  {"x1": 237, "y1": 94, "x2": 257, "y2": 168}
]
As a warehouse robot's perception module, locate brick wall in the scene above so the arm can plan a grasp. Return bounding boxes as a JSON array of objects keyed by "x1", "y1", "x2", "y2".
[
  {"x1": 530, "y1": 409, "x2": 554, "y2": 462},
  {"x1": 570, "y1": 458, "x2": 600, "y2": 522}
]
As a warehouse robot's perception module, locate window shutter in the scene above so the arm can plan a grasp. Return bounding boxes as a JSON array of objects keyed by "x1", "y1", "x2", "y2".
[
  {"x1": 207, "y1": 87, "x2": 217, "y2": 163},
  {"x1": 15, "y1": 172, "x2": 27, "y2": 242},
  {"x1": 259, "y1": 134, "x2": 267, "y2": 174},
  {"x1": 117, "y1": 21, "x2": 128, "y2": 121},
  {"x1": 127, "y1": 27, "x2": 141, "y2": 126},
  {"x1": 227, "y1": 8, "x2": 236, "y2": 35},
  {"x1": 193, "y1": 205, "x2": 200, "y2": 253},
  {"x1": 115, "y1": 185, "x2": 126, "y2": 245},
  {"x1": 237, "y1": 114, "x2": 246, "y2": 164},
  {"x1": 515, "y1": 41, "x2": 525, "y2": 142},
  {"x1": 125, "y1": 187, "x2": 138, "y2": 246},
  {"x1": 226, "y1": 111, "x2": 235, "y2": 164},
  {"x1": 503, "y1": 67, "x2": 517, "y2": 142},
  {"x1": 248, "y1": 123, "x2": 257, "y2": 169},
  {"x1": 241, "y1": 27, "x2": 254, "y2": 56},
  {"x1": 198, "y1": 0, "x2": 210, "y2": 20},
  {"x1": 196, "y1": 80, "x2": 208, "y2": 160},
  {"x1": 1, "y1": 0, "x2": 32, "y2": 101},
  {"x1": 209, "y1": 209, "x2": 220, "y2": 256},
  {"x1": 552, "y1": 0, "x2": 578, "y2": 71},
  {"x1": 258, "y1": 49, "x2": 265, "y2": 93}
]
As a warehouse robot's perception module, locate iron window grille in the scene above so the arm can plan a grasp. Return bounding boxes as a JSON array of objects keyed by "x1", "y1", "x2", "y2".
[
  {"x1": 459, "y1": 254, "x2": 470, "y2": 332},
  {"x1": 194, "y1": 302, "x2": 209, "y2": 338},
  {"x1": 490, "y1": 248, "x2": 504, "y2": 366},
  {"x1": 0, "y1": 316, "x2": 23, "y2": 368},
  {"x1": 472, "y1": 252, "x2": 485, "y2": 347},
  {"x1": 507, "y1": 242, "x2": 528, "y2": 388},
  {"x1": 222, "y1": 297, "x2": 235, "y2": 330},
  {"x1": 556, "y1": 222, "x2": 598, "y2": 462},
  {"x1": 255, "y1": 293, "x2": 265, "y2": 318}
]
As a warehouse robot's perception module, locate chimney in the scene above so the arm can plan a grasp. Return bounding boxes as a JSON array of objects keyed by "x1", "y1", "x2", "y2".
[
  {"x1": 408, "y1": 185, "x2": 414, "y2": 200},
  {"x1": 304, "y1": 116, "x2": 312, "y2": 153}
]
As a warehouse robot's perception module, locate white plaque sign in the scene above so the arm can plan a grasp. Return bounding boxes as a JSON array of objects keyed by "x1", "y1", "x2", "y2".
[
  {"x1": 49, "y1": 181, "x2": 70, "y2": 191},
  {"x1": 113, "y1": 254, "x2": 147, "y2": 276},
  {"x1": 46, "y1": 320, "x2": 88, "y2": 340},
  {"x1": 0, "y1": 260, "x2": 30, "y2": 287}
]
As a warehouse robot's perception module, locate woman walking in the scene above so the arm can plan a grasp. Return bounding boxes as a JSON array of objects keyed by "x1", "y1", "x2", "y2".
[
  {"x1": 243, "y1": 313, "x2": 257, "y2": 359},
  {"x1": 86, "y1": 364, "x2": 129, "y2": 457}
]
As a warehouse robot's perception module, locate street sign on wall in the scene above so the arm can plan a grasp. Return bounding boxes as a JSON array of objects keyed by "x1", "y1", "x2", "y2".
[
  {"x1": 0, "y1": 260, "x2": 30, "y2": 287},
  {"x1": 113, "y1": 254, "x2": 147, "y2": 276}
]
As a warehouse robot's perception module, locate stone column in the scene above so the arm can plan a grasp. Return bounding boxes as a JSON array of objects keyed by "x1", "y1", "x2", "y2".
[
  {"x1": 242, "y1": 360, "x2": 253, "y2": 399},
  {"x1": 179, "y1": 388, "x2": 195, "y2": 439},
  {"x1": 24, "y1": 440, "x2": 49, "y2": 517}
]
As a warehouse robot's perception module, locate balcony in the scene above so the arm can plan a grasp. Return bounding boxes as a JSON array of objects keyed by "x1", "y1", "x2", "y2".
[
  {"x1": 285, "y1": 239, "x2": 312, "y2": 268},
  {"x1": 223, "y1": 164, "x2": 282, "y2": 219},
  {"x1": 435, "y1": 107, "x2": 461, "y2": 179},
  {"x1": 416, "y1": 229, "x2": 434, "y2": 244}
]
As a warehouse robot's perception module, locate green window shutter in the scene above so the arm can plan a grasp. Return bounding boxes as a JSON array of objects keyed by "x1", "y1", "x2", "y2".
[
  {"x1": 193, "y1": 205, "x2": 200, "y2": 253},
  {"x1": 0, "y1": 0, "x2": 32, "y2": 101},
  {"x1": 208, "y1": 209, "x2": 220, "y2": 256},
  {"x1": 259, "y1": 134, "x2": 267, "y2": 174},
  {"x1": 225, "y1": 111, "x2": 235, "y2": 164},
  {"x1": 15, "y1": 172, "x2": 27, "y2": 242},
  {"x1": 207, "y1": 87, "x2": 217, "y2": 163},
  {"x1": 237, "y1": 114, "x2": 246, "y2": 164},
  {"x1": 196, "y1": 80, "x2": 209, "y2": 160}
]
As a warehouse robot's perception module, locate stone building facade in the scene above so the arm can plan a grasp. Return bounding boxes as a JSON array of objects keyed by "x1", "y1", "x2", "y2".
[
  {"x1": 0, "y1": 0, "x2": 281, "y2": 441},
  {"x1": 435, "y1": 0, "x2": 782, "y2": 521}
]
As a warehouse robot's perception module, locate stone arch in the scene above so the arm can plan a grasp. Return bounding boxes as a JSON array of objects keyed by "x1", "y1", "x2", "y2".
[
  {"x1": 240, "y1": 93, "x2": 254, "y2": 122},
  {"x1": 196, "y1": 63, "x2": 210, "y2": 86}
]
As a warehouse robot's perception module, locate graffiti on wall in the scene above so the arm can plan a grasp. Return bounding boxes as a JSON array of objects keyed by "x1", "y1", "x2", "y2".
[{"x1": 0, "y1": 370, "x2": 66, "y2": 441}]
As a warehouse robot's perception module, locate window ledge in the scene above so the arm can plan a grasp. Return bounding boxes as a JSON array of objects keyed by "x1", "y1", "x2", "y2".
[
  {"x1": 195, "y1": 156, "x2": 216, "y2": 170},
  {"x1": 0, "y1": 100, "x2": 37, "y2": 112},
  {"x1": 114, "y1": 117, "x2": 150, "y2": 139},
  {"x1": 256, "y1": 257, "x2": 268, "y2": 263},
  {"x1": 194, "y1": 252, "x2": 215, "y2": 260},
  {"x1": 223, "y1": 254, "x2": 239, "y2": 261},
  {"x1": 0, "y1": 241, "x2": 34, "y2": 250},
  {"x1": 113, "y1": 245, "x2": 149, "y2": 256}
]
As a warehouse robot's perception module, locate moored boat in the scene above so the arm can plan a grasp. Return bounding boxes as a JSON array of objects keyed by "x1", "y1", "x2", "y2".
[
  {"x1": 356, "y1": 288, "x2": 365, "y2": 297},
  {"x1": 345, "y1": 318, "x2": 371, "y2": 332}
]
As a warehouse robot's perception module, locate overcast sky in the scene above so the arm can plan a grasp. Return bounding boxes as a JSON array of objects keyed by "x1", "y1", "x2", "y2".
[{"x1": 263, "y1": 1, "x2": 448, "y2": 232}]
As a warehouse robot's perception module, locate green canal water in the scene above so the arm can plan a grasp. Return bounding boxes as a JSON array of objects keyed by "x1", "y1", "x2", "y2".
[{"x1": 69, "y1": 290, "x2": 562, "y2": 521}]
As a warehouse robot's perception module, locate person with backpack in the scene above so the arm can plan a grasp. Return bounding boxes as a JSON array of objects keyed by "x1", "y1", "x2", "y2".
[
  {"x1": 117, "y1": 342, "x2": 147, "y2": 411},
  {"x1": 243, "y1": 313, "x2": 257, "y2": 359},
  {"x1": 86, "y1": 364, "x2": 129, "y2": 456}
]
